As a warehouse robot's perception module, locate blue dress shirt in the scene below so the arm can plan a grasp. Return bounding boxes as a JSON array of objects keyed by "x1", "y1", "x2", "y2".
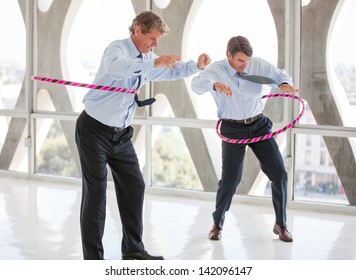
[
  {"x1": 191, "y1": 57, "x2": 293, "y2": 120},
  {"x1": 83, "y1": 37, "x2": 200, "y2": 127}
]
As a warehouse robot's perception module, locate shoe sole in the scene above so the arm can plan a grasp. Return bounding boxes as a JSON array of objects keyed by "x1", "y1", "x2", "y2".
[
  {"x1": 209, "y1": 234, "x2": 221, "y2": 241},
  {"x1": 209, "y1": 237, "x2": 221, "y2": 241}
]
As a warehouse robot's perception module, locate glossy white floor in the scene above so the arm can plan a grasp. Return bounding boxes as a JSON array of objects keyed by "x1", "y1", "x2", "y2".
[{"x1": 1, "y1": 176, "x2": 356, "y2": 260}]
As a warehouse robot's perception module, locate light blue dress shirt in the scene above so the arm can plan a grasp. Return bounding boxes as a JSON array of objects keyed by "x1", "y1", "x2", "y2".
[
  {"x1": 83, "y1": 37, "x2": 200, "y2": 127},
  {"x1": 191, "y1": 57, "x2": 293, "y2": 120}
]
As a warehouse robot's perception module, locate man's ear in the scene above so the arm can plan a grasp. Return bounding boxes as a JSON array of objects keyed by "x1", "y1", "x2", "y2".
[{"x1": 134, "y1": 25, "x2": 141, "y2": 36}]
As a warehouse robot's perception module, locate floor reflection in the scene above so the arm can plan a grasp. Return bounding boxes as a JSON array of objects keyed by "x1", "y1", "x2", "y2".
[{"x1": 0, "y1": 177, "x2": 355, "y2": 260}]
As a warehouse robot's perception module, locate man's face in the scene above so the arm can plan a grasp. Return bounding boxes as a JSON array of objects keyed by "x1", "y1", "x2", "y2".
[
  {"x1": 228, "y1": 51, "x2": 251, "y2": 73},
  {"x1": 134, "y1": 26, "x2": 163, "y2": 53}
]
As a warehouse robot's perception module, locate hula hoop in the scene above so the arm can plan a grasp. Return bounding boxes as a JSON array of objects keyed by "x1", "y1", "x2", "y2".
[
  {"x1": 216, "y1": 93, "x2": 305, "y2": 144},
  {"x1": 31, "y1": 76, "x2": 139, "y2": 94}
]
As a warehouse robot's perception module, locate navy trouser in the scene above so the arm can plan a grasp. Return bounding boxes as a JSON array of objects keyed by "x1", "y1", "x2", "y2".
[
  {"x1": 75, "y1": 111, "x2": 145, "y2": 260},
  {"x1": 213, "y1": 116, "x2": 288, "y2": 229}
]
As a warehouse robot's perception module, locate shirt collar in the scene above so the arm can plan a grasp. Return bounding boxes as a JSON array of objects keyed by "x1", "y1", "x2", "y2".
[{"x1": 126, "y1": 37, "x2": 141, "y2": 59}]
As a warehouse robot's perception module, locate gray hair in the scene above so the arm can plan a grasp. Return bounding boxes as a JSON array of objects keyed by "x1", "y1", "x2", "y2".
[{"x1": 129, "y1": 10, "x2": 169, "y2": 35}]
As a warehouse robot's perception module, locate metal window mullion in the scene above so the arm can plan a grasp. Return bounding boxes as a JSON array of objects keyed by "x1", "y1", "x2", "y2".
[
  {"x1": 24, "y1": 0, "x2": 37, "y2": 176},
  {"x1": 291, "y1": 0, "x2": 302, "y2": 202},
  {"x1": 285, "y1": 0, "x2": 302, "y2": 201}
]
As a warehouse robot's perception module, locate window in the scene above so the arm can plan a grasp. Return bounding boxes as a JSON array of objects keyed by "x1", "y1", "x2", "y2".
[{"x1": 0, "y1": 0, "x2": 25, "y2": 110}]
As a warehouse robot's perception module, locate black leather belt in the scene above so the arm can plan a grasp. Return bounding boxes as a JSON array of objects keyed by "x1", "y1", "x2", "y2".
[
  {"x1": 223, "y1": 113, "x2": 263, "y2": 125},
  {"x1": 111, "y1": 126, "x2": 124, "y2": 131},
  {"x1": 83, "y1": 111, "x2": 125, "y2": 132}
]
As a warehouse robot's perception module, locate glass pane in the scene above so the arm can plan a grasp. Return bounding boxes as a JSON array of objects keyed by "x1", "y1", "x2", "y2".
[
  {"x1": 34, "y1": 120, "x2": 145, "y2": 180},
  {"x1": 329, "y1": 0, "x2": 356, "y2": 111},
  {"x1": 35, "y1": 119, "x2": 80, "y2": 178},
  {"x1": 0, "y1": 116, "x2": 28, "y2": 172},
  {"x1": 152, "y1": 126, "x2": 221, "y2": 191},
  {"x1": 294, "y1": 134, "x2": 350, "y2": 205},
  {"x1": 161, "y1": 0, "x2": 278, "y2": 120},
  {"x1": 301, "y1": 0, "x2": 356, "y2": 128},
  {"x1": 0, "y1": 0, "x2": 26, "y2": 110},
  {"x1": 62, "y1": 0, "x2": 136, "y2": 113},
  {"x1": 151, "y1": 124, "x2": 294, "y2": 196}
]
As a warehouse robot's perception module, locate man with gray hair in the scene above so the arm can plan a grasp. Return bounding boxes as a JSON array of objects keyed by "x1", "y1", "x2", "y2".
[{"x1": 75, "y1": 10, "x2": 211, "y2": 260}]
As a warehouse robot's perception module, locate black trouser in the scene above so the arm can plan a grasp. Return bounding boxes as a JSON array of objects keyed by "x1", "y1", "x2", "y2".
[
  {"x1": 75, "y1": 111, "x2": 145, "y2": 260},
  {"x1": 213, "y1": 116, "x2": 288, "y2": 229}
]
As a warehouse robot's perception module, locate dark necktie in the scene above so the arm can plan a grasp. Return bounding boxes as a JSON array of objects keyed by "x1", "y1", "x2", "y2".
[
  {"x1": 134, "y1": 53, "x2": 156, "y2": 107},
  {"x1": 237, "y1": 72, "x2": 277, "y2": 85}
]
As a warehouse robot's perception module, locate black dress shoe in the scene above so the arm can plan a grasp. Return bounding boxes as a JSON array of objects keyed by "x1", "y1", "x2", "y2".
[
  {"x1": 208, "y1": 224, "x2": 222, "y2": 240},
  {"x1": 273, "y1": 224, "x2": 293, "y2": 242},
  {"x1": 122, "y1": 250, "x2": 164, "y2": 260}
]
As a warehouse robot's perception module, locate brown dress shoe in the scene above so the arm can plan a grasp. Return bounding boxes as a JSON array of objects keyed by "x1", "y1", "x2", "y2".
[
  {"x1": 209, "y1": 224, "x2": 222, "y2": 240},
  {"x1": 273, "y1": 224, "x2": 293, "y2": 242}
]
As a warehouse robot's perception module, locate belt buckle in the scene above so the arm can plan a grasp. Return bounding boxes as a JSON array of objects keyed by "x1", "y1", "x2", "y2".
[
  {"x1": 244, "y1": 117, "x2": 253, "y2": 124},
  {"x1": 114, "y1": 127, "x2": 121, "y2": 131}
]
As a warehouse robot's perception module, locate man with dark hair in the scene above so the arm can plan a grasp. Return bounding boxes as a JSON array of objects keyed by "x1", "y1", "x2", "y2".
[
  {"x1": 192, "y1": 35, "x2": 298, "y2": 243},
  {"x1": 75, "y1": 10, "x2": 211, "y2": 260}
]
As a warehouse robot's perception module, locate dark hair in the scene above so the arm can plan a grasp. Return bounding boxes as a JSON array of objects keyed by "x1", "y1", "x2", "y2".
[
  {"x1": 129, "y1": 10, "x2": 169, "y2": 35},
  {"x1": 226, "y1": 35, "x2": 253, "y2": 57}
]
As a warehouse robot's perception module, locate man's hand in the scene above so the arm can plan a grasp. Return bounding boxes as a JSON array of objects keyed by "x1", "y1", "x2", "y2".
[
  {"x1": 154, "y1": 55, "x2": 181, "y2": 70},
  {"x1": 213, "y1": 82, "x2": 232, "y2": 96},
  {"x1": 280, "y1": 83, "x2": 300, "y2": 93},
  {"x1": 197, "y1": 53, "x2": 211, "y2": 70}
]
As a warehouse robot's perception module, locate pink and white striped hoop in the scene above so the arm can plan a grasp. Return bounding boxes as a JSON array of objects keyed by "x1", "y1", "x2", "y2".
[
  {"x1": 216, "y1": 93, "x2": 305, "y2": 144},
  {"x1": 31, "y1": 76, "x2": 139, "y2": 94}
]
